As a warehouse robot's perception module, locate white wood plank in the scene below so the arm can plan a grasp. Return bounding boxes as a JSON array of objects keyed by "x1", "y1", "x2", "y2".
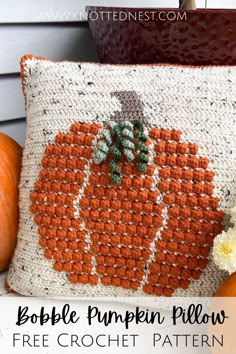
[
  {"x1": 0, "y1": 24, "x2": 97, "y2": 75},
  {"x1": 0, "y1": 0, "x2": 162, "y2": 23},
  {"x1": 0, "y1": 76, "x2": 25, "y2": 121},
  {"x1": 187, "y1": 0, "x2": 236, "y2": 8},
  {"x1": 0, "y1": 119, "x2": 26, "y2": 146},
  {"x1": 0, "y1": 0, "x2": 234, "y2": 23}
]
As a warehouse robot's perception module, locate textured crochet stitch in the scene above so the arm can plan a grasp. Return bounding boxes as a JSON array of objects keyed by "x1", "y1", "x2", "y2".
[
  {"x1": 93, "y1": 120, "x2": 149, "y2": 184},
  {"x1": 7, "y1": 55, "x2": 236, "y2": 297},
  {"x1": 30, "y1": 121, "x2": 223, "y2": 296}
]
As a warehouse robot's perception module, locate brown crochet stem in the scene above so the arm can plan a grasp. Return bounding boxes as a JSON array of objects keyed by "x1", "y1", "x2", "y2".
[
  {"x1": 179, "y1": 0, "x2": 196, "y2": 9},
  {"x1": 110, "y1": 91, "x2": 145, "y2": 122}
]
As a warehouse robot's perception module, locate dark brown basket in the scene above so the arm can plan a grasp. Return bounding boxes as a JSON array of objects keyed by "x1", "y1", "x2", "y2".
[{"x1": 87, "y1": 7, "x2": 236, "y2": 65}]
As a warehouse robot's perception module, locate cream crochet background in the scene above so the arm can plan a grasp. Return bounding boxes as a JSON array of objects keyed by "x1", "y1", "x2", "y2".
[{"x1": 8, "y1": 58, "x2": 235, "y2": 297}]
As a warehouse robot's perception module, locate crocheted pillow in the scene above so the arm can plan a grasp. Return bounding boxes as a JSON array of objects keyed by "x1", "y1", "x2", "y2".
[{"x1": 8, "y1": 55, "x2": 235, "y2": 297}]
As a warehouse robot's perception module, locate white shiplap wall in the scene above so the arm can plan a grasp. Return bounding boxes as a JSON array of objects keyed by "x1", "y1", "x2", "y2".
[
  {"x1": 0, "y1": 0, "x2": 234, "y2": 145},
  {"x1": 0, "y1": 0, "x2": 234, "y2": 23},
  {"x1": 0, "y1": 1, "x2": 101, "y2": 145}
]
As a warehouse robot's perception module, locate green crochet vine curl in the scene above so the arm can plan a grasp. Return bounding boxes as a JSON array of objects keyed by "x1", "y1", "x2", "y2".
[{"x1": 93, "y1": 120, "x2": 149, "y2": 184}]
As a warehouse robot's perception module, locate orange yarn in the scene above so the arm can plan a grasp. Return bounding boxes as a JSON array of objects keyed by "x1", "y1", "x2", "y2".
[{"x1": 30, "y1": 123, "x2": 224, "y2": 296}]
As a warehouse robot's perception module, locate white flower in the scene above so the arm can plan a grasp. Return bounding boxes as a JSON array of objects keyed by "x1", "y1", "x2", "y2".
[
  {"x1": 213, "y1": 227, "x2": 236, "y2": 274},
  {"x1": 230, "y1": 206, "x2": 236, "y2": 225}
]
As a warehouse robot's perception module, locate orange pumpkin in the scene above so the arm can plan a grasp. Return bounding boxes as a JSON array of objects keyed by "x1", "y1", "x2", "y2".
[
  {"x1": 215, "y1": 273, "x2": 236, "y2": 297},
  {"x1": 30, "y1": 121, "x2": 224, "y2": 296},
  {"x1": 0, "y1": 132, "x2": 22, "y2": 271}
]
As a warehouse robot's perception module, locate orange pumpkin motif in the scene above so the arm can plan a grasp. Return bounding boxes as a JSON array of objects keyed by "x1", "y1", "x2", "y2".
[{"x1": 30, "y1": 117, "x2": 224, "y2": 296}]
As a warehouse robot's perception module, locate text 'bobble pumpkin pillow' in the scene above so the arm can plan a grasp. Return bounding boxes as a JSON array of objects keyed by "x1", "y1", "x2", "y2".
[{"x1": 8, "y1": 55, "x2": 236, "y2": 297}]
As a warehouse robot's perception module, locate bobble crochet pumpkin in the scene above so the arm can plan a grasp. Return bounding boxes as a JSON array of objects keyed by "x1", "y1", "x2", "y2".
[{"x1": 29, "y1": 91, "x2": 223, "y2": 297}]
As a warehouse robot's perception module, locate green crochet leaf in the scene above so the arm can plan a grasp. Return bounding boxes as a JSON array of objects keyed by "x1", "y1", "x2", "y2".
[{"x1": 93, "y1": 120, "x2": 149, "y2": 184}]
